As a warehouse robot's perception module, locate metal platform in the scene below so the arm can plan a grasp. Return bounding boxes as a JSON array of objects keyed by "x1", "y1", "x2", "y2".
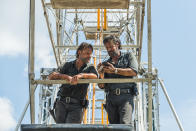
[
  {"x1": 21, "y1": 124, "x2": 133, "y2": 131},
  {"x1": 84, "y1": 26, "x2": 120, "y2": 40},
  {"x1": 51, "y1": 0, "x2": 129, "y2": 9}
]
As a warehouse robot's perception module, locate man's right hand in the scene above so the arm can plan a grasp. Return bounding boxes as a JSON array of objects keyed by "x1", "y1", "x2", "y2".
[
  {"x1": 97, "y1": 63, "x2": 104, "y2": 74},
  {"x1": 97, "y1": 63, "x2": 105, "y2": 87},
  {"x1": 48, "y1": 72, "x2": 59, "y2": 80},
  {"x1": 48, "y1": 72, "x2": 72, "y2": 84}
]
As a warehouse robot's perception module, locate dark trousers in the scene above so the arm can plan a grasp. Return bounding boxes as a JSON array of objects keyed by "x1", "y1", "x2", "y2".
[
  {"x1": 105, "y1": 94, "x2": 134, "y2": 124},
  {"x1": 55, "y1": 100, "x2": 83, "y2": 123}
]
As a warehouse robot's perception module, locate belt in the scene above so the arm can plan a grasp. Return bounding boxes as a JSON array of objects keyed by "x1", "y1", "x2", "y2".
[
  {"x1": 58, "y1": 96, "x2": 80, "y2": 104},
  {"x1": 109, "y1": 88, "x2": 131, "y2": 96}
]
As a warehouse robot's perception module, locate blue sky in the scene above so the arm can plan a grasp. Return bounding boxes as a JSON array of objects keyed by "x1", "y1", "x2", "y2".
[{"x1": 0, "y1": 0, "x2": 196, "y2": 131}]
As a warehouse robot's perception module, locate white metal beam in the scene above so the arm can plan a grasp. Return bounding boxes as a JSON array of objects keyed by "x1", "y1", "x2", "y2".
[{"x1": 33, "y1": 78, "x2": 151, "y2": 85}]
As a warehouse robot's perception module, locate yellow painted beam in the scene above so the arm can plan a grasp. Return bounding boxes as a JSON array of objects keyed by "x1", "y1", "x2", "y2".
[
  {"x1": 97, "y1": 9, "x2": 100, "y2": 30},
  {"x1": 101, "y1": 103, "x2": 104, "y2": 124}
]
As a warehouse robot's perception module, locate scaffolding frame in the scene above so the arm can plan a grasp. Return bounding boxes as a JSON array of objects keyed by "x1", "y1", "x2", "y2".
[{"x1": 15, "y1": 0, "x2": 184, "y2": 131}]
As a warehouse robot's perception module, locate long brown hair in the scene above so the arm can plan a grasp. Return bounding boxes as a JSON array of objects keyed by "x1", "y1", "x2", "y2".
[{"x1": 76, "y1": 42, "x2": 93, "y2": 58}]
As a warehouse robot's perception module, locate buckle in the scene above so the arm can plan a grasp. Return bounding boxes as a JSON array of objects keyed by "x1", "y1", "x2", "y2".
[
  {"x1": 115, "y1": 88, "x2": 120, "y2": 95},
  {"x1": 127, "y1": 89, "x2": 130, "y2": 93},
  {"x1": 65, "y1": 97, "x2": 71, "y2": 103}
]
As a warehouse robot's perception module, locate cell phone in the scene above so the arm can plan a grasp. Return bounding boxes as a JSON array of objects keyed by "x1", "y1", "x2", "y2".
[{"x1": 102, "y1": 62, "x2": 110, "y2": 66}]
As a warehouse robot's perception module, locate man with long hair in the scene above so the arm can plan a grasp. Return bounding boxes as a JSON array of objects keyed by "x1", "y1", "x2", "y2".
[{"x1": 49, "y1": 42, "x2": 98, "y2": 123}]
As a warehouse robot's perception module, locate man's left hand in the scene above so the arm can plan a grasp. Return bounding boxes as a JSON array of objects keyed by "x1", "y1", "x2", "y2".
[
  {"x1": 103, "y1": 62, "x2": 115, "y2": 74},
  {"x1": 70, "y1": 74, "x2": 83, "y2": 85}
]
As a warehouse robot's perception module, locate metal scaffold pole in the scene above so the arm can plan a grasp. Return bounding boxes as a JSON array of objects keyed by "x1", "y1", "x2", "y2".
[
  {"x1": 159, "y1": 79, "x2": 184, "y2": 131},
  {"x1": 147, "y1": 0, "x2": 153, "y2": 130},
  {"x1": 29, "y1": 0, "x2": 35, "y2": 124}
]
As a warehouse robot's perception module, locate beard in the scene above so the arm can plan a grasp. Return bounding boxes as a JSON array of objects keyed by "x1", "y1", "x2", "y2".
[
  {"x1": 80, "y1": 57, "x2": 90, "y2": 64},
  {"x1": 108, "y1": 50, "x2": 119, "y2": 58}
]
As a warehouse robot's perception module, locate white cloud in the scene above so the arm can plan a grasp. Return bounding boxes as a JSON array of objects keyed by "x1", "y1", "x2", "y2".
[
  {"x1": 34, "y1": 33, "x2": 57, "y2": 70},
  {"x1": 0, "y1": 0, "x2": 28, "y2": 57},
  {"x1": 0, "y1": 31, "x2": 28, "y2": 57},
  {"x1": 0, "y1": 97, "x2": 16, "y2": 131},
  {"x1": 0, "y1": 0, "x2": 57, "y2": 73}
]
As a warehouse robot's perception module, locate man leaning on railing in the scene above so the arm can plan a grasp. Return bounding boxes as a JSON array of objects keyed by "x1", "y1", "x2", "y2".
[{"x1": 97, "y1": 35, "x2": 138, "y2": 124}]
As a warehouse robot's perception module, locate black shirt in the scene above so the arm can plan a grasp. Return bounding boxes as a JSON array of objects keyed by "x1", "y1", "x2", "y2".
[
  {"x1": 58, "y1": 60, "x2": 98, "y2": 100},
  {"x1": 104, "y1": 51, "x2": 138, "y2": 91}
]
